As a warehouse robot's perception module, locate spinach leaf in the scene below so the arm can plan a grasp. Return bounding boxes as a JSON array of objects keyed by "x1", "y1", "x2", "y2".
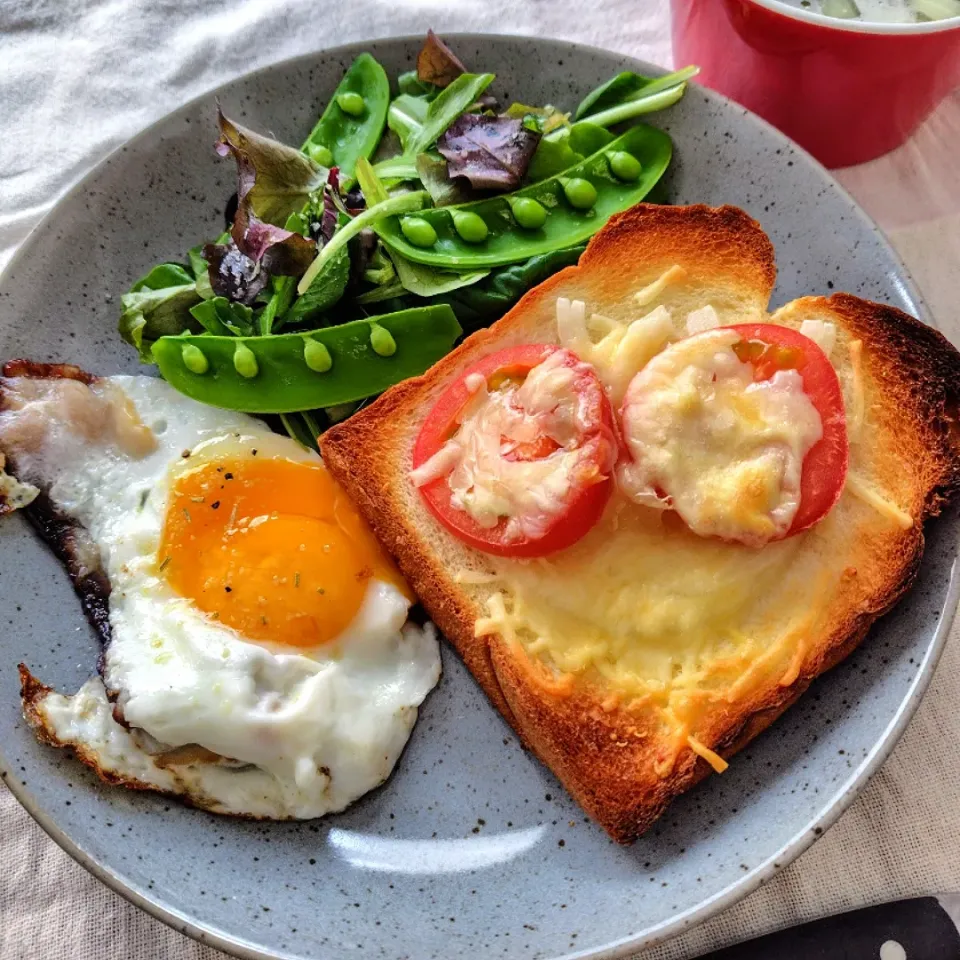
[
  {"x1": 130, "y1": 263, "x2": 194, "y2": 291},
  {"x1": 378, "y1": 245, "x2": 585, "y2": 331},
  {"x1": 282, "y1": 245, "x2": 350, "y2": 327},
  {"x1": 355, "y1": 279, "x2": 406, "y2": 305},
  {"x1": 389, "y1": 249, "x2": 488, "y2": 297},
  {"x1": 404, "y1": 73, "x2": 495, "y2": 157},
  {"x1": 189, "y1": 297, "x2": 255, "y2": 337},
  {"x1": 279, "y1": 412, "x2": 323, "y2": 452},
  {"x1": 397, "y1": 71, "x2": 439, "y2": 99},
  {"x1": 119, "y1": 263, "x2": 202, "y2": 362},
  {"x1": 361, "y1": 243, "x2": 397, "y2": 287}
]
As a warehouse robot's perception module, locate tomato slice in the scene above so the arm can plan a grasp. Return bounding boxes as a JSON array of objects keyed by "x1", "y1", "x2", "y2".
[
  {"x1": 725, "y1": 323, "x2": 849, "y2": 537},
  {"x1": 412, "y1": 344, "x2": 619, "y2": 558}
]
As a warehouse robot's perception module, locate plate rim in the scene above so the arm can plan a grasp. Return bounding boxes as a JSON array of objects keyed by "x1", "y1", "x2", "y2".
[{"x1": 1, "y1": 30, "x2": 956, "y2": 960}]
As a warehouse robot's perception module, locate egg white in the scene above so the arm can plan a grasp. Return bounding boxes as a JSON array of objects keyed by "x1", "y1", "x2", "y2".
[{"x1": 9, "y1": 375, "x2": 440, "y2": 818}]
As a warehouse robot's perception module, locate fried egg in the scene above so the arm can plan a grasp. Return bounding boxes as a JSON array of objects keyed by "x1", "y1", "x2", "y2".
[{"x1": 1, "y1": 366, "x2": 440, "y2": 818}]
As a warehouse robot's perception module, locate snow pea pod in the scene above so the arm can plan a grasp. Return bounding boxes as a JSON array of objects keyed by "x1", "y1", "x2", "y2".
[
  {"x1": 151, "y1": 305, "x2": 461, "y2": 414},
  {"x1": 302, "y1": 54, "x2": 389, "y2": 178},
  {"x1": 373, "y1": 124, "x2": 672, "y2": 269}
]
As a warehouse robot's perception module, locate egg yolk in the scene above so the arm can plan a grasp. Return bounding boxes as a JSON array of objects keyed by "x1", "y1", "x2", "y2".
[{"x1": 157, "y1": 457, "x2": 410, "y2": 648}]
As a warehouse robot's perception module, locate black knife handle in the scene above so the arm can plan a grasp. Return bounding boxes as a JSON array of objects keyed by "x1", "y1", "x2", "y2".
[{"x1": 702, "y1": 897, "x2": 960, "y2": 960}]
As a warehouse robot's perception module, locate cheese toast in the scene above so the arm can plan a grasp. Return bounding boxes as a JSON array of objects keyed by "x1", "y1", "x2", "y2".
[{"x1": 320, "y1": 204, "x2": 960, "y2": 843}]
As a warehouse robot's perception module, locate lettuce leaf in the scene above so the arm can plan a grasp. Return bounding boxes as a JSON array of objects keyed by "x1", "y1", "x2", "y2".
[
  {"x1": 387, "y1": 94, "x2": 431, "y2": 154},
  {"x1": 415, "y1": 152, "x2": 473, "y2": 207},
  {"x1": 118, "y1": 263, "x2": 202, "y2": 362},
  {"x1": 231, "y1": 201, "x2": 316, "y2": 277},
  {"x1": 403, "y1": 73, "x2": 495, "y2": 157},
  {"x1": 187, "y1": 244, "x2": 215, "y2": 299},
  {"x1": 203, "y1": 117, "x2": 320, "y2": 305},
  {"x1": 216, "y1": 107, "x2": 327, "y2": 226},
  {"x1": 201, "y1": 242, "x2": 268, "y2": 304},
  {"x1": 189, "y1": 297, "x2": 255, "y2": 337}
]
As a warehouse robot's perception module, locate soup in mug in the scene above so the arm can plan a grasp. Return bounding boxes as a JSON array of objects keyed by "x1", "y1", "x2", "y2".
[{"x1": 782, "y1": 0, "x2": 960, "y2": 20}]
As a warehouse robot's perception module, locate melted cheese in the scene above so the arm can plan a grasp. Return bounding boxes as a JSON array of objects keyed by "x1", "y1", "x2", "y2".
[
  {"x1": 411, "y1": 351, "x2": 598, "y2": 542},
  {"x1": 686, "y1": 304, "x2": 721, "y2": 335},
  {"x1": 799, "y1": 319, "x2": 837, "y2": 357},
  {"x1": 618, "y1": 329, "x2": 823, "y2": 545},
  {"x1": 458, "y1": 281, "x2": 905, "y2": 775},
  {"x1": 492, "y1": 503, "x2": 806, "y2": 695},
  {"x1": 557, "y1": 297, "x2": 674, "y2": 404}
]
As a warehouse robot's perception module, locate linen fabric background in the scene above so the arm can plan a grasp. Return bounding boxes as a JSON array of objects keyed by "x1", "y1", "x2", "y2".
[{"x1": 1, "y1": 1, "x2": 958, "y2": 957}]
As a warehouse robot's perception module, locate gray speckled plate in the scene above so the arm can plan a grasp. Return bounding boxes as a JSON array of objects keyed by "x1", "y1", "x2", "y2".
[{"x1": 0, "y1": 33, "x2": 957, "y2": 960}]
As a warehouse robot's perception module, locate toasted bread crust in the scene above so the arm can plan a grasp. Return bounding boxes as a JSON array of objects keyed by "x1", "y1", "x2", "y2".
[{"x1": 321, "y1": 204, "x2": 960, "y2": 842}]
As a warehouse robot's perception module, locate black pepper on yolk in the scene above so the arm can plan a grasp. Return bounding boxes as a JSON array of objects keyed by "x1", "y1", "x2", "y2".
[{"x1": 158, "y1": 458, "x2": 411, "y2": 647}]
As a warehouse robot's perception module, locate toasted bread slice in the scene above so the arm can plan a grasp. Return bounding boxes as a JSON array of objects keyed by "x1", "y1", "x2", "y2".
[{"x1": 321, "y1": 204, "x2": 960, "y2": 842}]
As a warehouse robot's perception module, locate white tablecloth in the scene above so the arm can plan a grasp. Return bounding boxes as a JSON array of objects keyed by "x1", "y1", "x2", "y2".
[{"x1": 2, "y1": 2, "x2": 959, "y2": 957}]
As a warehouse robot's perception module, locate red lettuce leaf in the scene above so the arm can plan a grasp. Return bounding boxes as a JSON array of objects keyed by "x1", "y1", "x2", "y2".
[
  {"x1": 437, "y1": 114, "x2": 540, "y2": 191},
  {"x1": 204, "y1": 207, "x2": 316, "y2": 305},
  {"x1": 216, "y1": 106, "x2": 326, "y2": 225},
  {"x1": 232, "y1": 209, "x2": 316, "y2": 277},
  {"x1": 319, "y1": 168, "x2": 341, "y2": 246},
  {"x1": 202, "y1": 243, "x2": 268, "y2": 305},
  {"x1": 205, "y1": 107, "x2": 320, "y2": 303},
  {"x1": 416, "y1": 30, "x2": 466, "y2": 89},
  {"x1": 203, "y1": 202, "x2": 315, "y2": 305}
]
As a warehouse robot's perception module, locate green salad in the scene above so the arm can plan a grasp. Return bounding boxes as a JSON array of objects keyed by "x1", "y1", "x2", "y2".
[{"x1": 119, "y1": 31, "x2": 696, "y2": 446}]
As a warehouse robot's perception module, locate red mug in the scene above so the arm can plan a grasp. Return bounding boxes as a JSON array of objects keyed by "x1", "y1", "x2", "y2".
[{"x1": 670, "y1": 0, "x2": 960, "y2": 168}]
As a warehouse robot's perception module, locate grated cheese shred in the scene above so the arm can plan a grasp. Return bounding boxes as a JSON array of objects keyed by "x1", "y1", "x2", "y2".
[
  {"x1": 687, "y1": 736, "x2": 729, "y2": 774},
  {"x1": 634, "y1": 264, "x2": 686, "y2": 307},
  {"x1": 845, "y1": 471, "x2": 913, "y2": 529}
]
